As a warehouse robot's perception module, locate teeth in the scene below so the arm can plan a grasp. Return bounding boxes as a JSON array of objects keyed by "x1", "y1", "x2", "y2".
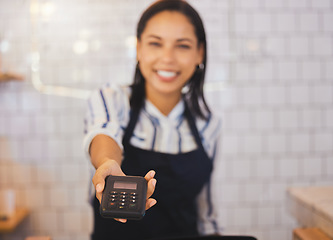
[{"x1": 157, "y1": 70, "x2": 177, "y2": 78}]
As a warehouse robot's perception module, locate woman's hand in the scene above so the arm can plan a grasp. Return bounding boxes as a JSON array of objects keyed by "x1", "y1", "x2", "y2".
[{"x1": 92, "y1": 158, "x2": 157, "y2": 223}]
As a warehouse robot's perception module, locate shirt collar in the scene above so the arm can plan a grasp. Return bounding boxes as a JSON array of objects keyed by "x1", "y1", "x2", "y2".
[{"x1": 144, "y1": 99, "x2": 185, "y2": 122}]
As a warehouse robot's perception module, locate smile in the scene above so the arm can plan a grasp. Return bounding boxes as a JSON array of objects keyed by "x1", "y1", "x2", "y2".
[{"x1": 156, "y1": 70, "x2": 178, "y2": 78}]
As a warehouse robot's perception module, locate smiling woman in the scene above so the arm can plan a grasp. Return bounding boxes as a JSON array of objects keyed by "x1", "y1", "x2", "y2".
[
  {"x1": 83, "y1": 1, "x2": 222, "y2": 239},
  {"x1": 137, "y1": 10, "x2": 204, "y2": 115}
]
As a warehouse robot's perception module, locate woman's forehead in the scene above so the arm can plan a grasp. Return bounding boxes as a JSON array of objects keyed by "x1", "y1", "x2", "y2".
[{"x1": 142, "y1": 11, "x2": 197, "y2": 40}]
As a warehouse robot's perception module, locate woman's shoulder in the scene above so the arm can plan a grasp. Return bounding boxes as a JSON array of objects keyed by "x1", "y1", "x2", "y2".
[
  {"x1": 196, "y1": 111, "x2": 222, "y2": 137},
  {"x1": 89, "y1": 82, "x2": 131, "y2": 102},
  {"x1": 99, "y1": 82, "x2": 131, "y2": 97}
]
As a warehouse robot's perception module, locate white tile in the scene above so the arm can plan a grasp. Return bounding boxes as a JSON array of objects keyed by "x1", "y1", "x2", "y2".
[
  {"x1": 237, "y1": 0, "x2": 262, "y2": 9},
  {"x1": 276, "y1": 13, "x2": 297, "y2": 33},
  {"x1": 241, "y1": 86, "x2": 263, "y2": 107},
  {"x1": 221, "y1": 134, "x2": 241, "y2": 155},
  {"x1": 313, "y1": 131, "x2": 333, "y2": 152},
  {"x1": 265, "y1": 37, "x2": 288, "y2": 57},
  {"x1": 242, "y1": 134, "x2": 263, "y2": 155},
  {"x1": 243, "y1": 182, "x2": 265, "y2": 203},
  {"x1": 0, "y1": 92, "x2": 19, "y2": 111},
  {"x1": 9, "y1": 114, "x2": 32, "y2": 137},
  {"x1": 234, "y1": 62, "x2": 253, "y2": 81},
  {"x1": 258, "y1": 206, "x2": 277, "y2": 226},
  {"x1": 263, "y1": 0, "x2": 286, "y2": 9},
  {"x1": 45, "y1": 138, "x2": 70, "y2": 160},
  {"x1": 34, "y1": 113, "x2": 57, "y2": 136},
  {"x1": 263, "y1": 86, "x2": 288, "y2": 107},
  {"x1": 324, "y1": 156, "x2": 333, "y2": 177},
  {"x1": 310, "y1": 0, "x2": 331, "y2": 9},
  {"x1": 323, "y1": 108, "x2": 333, "y2": 128},
  {"x1": 324, "y1": 60, "x2": 333, "y2": 80},
  {"x1": 253, "y1": 109, "x2": 275, "y2": 131},
  {"x1": 268, "y1": 227, "x2": 292, "y2": 240},
  {"x1": 81, "y1": 205, "x2": 94, "y2": 233},
  {"x1": 62, "y1": 209, "x2": 83, "y2": 233},
  {"x1": 266, "y1": 133, "x2": 288, "y2": 154},
  {"x1": 300, "y1": 108, "x2": 323, "y2": 129},
  {"x1": 60, "y1": 163, "x2": 81, "y2": 183},
  {"x1": 290, "y1": 132, "x2": 311, "y2": 154},
  {"x1": 253, "y1": 61, "x2": 274, "y2": 82},
  {"x1": 219, "y1": 184, "x2": 241, "y2": 204},
  {"x1": 35, "y1": 164, "x2": 59, "y2": 185},
  {"x1": 231, "y1": 159, "x2": 253, "y2": 180},
  {"x1": 234, "y1": 13, "x2": 252, "y2": 34},
  {"x1": 232, "y1": 206, "x2": 255, "y2": 228},
  {"x1": 313, "y1": 84, "x2": 333, "y2": 104},
  {"x1": 36, "y1": 209, "x2": 59, "y2": 233},
  {"x1": 277, "y1": 109, "x2": 299, "y2": 130},
  {"x1": 312, "y1": 36, "x2": 333, "y2": 56},
  {"x1": 24, "y1": 186, "x2": 47, "y2": 208},
  {"x1": 252, "y1": 13, "x2": 273, "y2": 33},
  {"x1": 0, "y1": 137, "x2": 12, "y2": 160},
  {"x1": 278, "y1": 60, "x2": 300, "y2": 81},
  {"x1": 49, "y1": 186, "x2": 70, "y2": 208},
  {"x1": 72, "y1": 187, "x2": 90, "y2": 207},
  {"x1": 254, "y1": 159, "x2": 276, "y2": 179},
  {"x1": 301, "y1": 157, "x2": 323, "y2": 177},
  {"x1": 278, "y1": 158, "x2": 300, "y2": 178},
  {"x1": 20, "y1": 90, "x2": 42, "y2": 112},
  {"x1": 0, "y1": 163, "x2": 11, "y2": 187},
  {"x1": 287, "y1": 0, "x2": 310, "y2": 9},
  {"x1": 268, "y1": 182, "x2": 290, "y2": 203},
  {"x1": 228, "y1": 109, "x2": 253, "y2": 131},
  {"x1": 289, "y1": 36, "x2": 311, "y2": 56},
  {"x1": 288, "y1": 84, "x2": 311, "y2": 106},
  {"x1": 323, "y1": 13, "x2": 333, "y2": 32},
  {"x1": 11, "y1": 164, "x2": 33, "y2": 186},
  {"x1": 22, "y1": 138, "x2": 45, "y2": 161},
  {"x1": 299, "y1": 12, "x2": 320, "y2": 32}
]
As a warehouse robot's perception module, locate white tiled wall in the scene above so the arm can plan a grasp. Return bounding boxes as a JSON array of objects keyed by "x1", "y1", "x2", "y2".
[{"x1": 0, "y1": 0, "x2": 332, "y2": 240}]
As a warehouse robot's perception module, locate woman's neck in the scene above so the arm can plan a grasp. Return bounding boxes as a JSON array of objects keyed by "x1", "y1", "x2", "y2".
[{"x1": 146, "y1": 91, "x2": 182, "y2": 116}]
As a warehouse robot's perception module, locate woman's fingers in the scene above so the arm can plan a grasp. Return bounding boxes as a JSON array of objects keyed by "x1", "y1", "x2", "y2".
[
  {"x1": 114, "y1": 218, "x2": 127, "y2": 223},
  {"x1": 92, "y1": 159, "x2": 125, "y2": 202},
  {"x1": 144, "y1": 170, "x2": 157, "y2": 210},
  {"x1": 146, "y1": 198, "x2": 157, "y2": 210},
  {"x1": 144, "y1": 170, "x2": 156, "y2": 199}
]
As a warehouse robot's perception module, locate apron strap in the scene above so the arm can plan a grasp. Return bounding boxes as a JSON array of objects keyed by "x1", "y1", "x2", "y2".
[
  {"x1": 183, "y1": 101, "x2": 207, "y2": 153},
  {"x1": 122, "y1": 107, "x2": 141, "y2": 147}
]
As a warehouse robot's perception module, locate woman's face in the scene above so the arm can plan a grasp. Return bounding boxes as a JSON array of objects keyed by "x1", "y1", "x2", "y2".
[{"x1": 137, "y1": 10, "x2": 204, "y2": 101}]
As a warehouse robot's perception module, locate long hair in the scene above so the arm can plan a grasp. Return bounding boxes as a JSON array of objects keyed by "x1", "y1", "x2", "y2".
[{"x1": 130, "y1": 0, "x2": 210, "y2": 119}]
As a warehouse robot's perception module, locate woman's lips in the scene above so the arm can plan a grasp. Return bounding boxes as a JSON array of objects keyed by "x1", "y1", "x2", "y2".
[{"x1": 156, "y1": 70, "x2": 178, "y2": 81}]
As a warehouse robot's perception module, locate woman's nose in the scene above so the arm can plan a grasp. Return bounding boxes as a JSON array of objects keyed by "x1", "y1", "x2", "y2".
[{"x1": 160, "y1": 46, "x2": 175, "y2": 62}]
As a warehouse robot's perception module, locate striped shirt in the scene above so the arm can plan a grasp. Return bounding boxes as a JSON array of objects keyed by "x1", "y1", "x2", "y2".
[{"x1": 83, "y1": 83, "x2": 222, "y2": 235}]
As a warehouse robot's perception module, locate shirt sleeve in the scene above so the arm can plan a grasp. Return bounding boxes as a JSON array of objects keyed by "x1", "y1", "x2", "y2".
[
  {"x1": 83, "y1": 83, "x2": 130, "y2": 158},
  {"x1": 196, "y1": 115, "x2": 223, "y2": 235}
]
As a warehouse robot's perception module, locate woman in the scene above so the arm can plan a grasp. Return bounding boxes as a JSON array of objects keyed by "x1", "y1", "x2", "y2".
[{"x1": 83, "y1": 0, "x2": 222, "y2": 239}]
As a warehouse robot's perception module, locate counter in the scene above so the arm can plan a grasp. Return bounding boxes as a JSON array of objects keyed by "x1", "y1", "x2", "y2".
[{"x1": 287, "y1": 186, "x2": 333, "y2": 239}]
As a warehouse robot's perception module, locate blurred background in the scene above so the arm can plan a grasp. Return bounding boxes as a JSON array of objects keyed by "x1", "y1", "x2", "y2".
[{"x1": 0, "y1": 0, "x2": 332, "y2": 239}]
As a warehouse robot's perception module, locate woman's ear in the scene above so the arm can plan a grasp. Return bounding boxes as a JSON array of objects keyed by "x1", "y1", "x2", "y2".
[
  {"x1": 197, "y1": 43, "x2": 204, "y2": 65},
  {"x1": 136, "y1": 39, "x2": 142, "y2": 61}
]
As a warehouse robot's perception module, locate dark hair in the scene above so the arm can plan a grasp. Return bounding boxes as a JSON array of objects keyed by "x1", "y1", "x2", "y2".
[{"x1": 130, "y1": 0, "x2": 210, "y2": 119}]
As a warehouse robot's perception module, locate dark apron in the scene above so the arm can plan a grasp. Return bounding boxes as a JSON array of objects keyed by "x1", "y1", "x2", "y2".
[{"x1": 92, "y1": 102, "x2": 213, "y2": 240}]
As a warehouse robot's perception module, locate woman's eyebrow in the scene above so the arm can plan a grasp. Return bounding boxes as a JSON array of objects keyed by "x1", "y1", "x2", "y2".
[
  {"x1": 176, "y1": 38, "x2": 194, "y2": 44},
  {"x1": 147, "y1": 35, "x2": 161, "y2": 40},
  {"x1": 146, "y1": 35, "x2": 195, "y2": 44}
]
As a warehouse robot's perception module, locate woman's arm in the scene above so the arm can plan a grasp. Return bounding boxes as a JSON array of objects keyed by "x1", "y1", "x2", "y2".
[
  {"x1": 90, "y1": 134, "x2": 122, "y2": 169},
  {"x1": 89, "y1": 134, "x2": 157, "y2": 223}
]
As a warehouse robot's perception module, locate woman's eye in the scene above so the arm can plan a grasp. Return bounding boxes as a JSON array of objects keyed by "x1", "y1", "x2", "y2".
[
  {"x1": 149, "y1": 42, "x2": 161, "y2": 47},
  {"x1": 177, "y1": 44, "x2": 191, "y2": 49}
]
